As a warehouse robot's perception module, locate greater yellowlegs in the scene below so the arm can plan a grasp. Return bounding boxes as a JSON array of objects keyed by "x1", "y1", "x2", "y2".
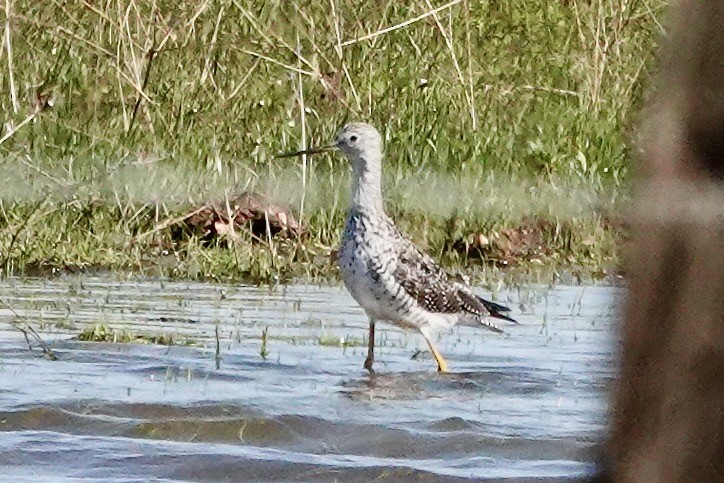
[{"x1": 280, "y1": 123, "x2": 517, "y2": 372}]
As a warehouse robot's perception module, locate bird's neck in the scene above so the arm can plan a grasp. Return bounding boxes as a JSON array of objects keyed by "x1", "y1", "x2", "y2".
[{"x1": 351, "y1": 160, "x2": 384, "y2": 213}]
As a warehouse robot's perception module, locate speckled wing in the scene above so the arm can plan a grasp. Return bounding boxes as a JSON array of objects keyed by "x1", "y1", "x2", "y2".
[
  {"x1": 389, "y1": 236, "x2": 504, "y2": 332},
  {"x1": 391, "y1": 233, "x2": 515, "y2": 332}
]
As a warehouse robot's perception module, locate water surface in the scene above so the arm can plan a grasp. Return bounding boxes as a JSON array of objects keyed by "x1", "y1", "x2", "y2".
[{"x1": 0, "y1": 277, "x2": 618, "y2": 481}]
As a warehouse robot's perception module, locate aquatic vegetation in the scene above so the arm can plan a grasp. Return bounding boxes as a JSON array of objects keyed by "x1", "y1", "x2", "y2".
[
  {"x1": 76, "y1": 322, "x2": 193, "y2": 346},
  {"x1": 317, "y1": 334, "x2": 363, "y2": 348},
  {"x1": 259, "y1": 326, "x2": 270, "y2": 360}
]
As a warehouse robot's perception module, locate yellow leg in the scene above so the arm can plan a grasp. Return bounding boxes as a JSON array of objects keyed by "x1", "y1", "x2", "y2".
[{"x1": 420, "y1": 328, "x2": 449, "y2": 373}]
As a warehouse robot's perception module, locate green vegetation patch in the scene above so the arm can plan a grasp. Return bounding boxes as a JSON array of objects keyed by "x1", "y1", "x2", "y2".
[
  {"x1": 0, "y1": 0, "x2": 664, "y2": 283},
  {"x1": 77, "y1": 322, "x2": 195, "y2": 346}
]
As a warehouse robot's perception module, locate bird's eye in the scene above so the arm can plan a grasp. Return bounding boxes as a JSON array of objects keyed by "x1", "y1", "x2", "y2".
[{"x1": 349, "y1": 135, "x2": 358, "y2": 143}]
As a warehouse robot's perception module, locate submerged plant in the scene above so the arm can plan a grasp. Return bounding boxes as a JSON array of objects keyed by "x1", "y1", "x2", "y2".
[
  {"x1": 260, "y1": 326, "x2": 269, "y2": 360},
  {"x1": 76, "y1": 323, "x2": 187, "y2": 345}
]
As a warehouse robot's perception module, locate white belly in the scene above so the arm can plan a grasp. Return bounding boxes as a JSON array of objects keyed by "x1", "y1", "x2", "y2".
[
  {"x1": 339, "y1": 234, "x2": 401, "y2": 319},
  {"x1": 339, "y1": 240, "x2": 384, "y2": 318},
  {"x1": 338, "y1": 237, "x2": 456, "y2": 332},
  {"x1": 337, "y1": 213, "x2": 459, "y2": 332}
]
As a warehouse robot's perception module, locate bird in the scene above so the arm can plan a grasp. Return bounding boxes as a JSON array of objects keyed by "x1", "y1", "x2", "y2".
[{"x1": 279, "y1": 123, "x2": 517, "y2": 372}]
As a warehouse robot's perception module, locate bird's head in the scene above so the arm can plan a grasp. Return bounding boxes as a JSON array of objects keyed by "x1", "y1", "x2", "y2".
[
  {"x1": 278, "y1": 123, "x2": 383, "y2": 174},
  {"x1": 332, "y1": 123, "x2": 383, "y2": 163}
]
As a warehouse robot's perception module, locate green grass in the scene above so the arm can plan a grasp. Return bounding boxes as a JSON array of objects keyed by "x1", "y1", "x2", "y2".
[
  {"x1": 76, "y1": 322, "x2": 194, "y2": 345},
  {"x1": 0, "y1": 0, "x2": 665, "y2": 284}
]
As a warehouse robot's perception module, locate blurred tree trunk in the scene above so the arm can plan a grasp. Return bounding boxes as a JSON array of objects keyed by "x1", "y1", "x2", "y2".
[{"x1": 606, "y1": 0, "x2": 724, "y2": 481}]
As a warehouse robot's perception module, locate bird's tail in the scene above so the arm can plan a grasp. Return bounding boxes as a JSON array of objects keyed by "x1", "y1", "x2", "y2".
[{"x1": 478, "y1": 297, "x2": 519, "y2": 324}]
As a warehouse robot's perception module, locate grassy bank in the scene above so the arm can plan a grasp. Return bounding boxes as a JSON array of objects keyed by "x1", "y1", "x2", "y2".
[{"x1": 0, "y1": 0, "x2": 664, "y2": 284}]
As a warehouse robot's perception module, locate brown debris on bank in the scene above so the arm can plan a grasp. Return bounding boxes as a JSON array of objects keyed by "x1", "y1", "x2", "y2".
[
  {"x1": 451, "y1": 218, "x2": 562, "y2": 266},
  {"x1": 180, "y1": 192, "x2": 302, "y2": 244}
]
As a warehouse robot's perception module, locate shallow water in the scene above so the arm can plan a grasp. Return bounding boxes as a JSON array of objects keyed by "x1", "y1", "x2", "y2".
[{"x1": 0, "y1": 277, "x2": 619, "y2": 481}]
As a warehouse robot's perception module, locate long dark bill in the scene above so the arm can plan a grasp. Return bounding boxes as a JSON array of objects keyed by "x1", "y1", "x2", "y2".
[{"x1": 276, "y1": 145, "x2": 335, "y2": 158}]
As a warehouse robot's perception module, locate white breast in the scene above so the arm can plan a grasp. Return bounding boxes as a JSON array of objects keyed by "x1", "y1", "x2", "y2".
[
  {"x1": 338, "y1": 212, "x2": 459, "y2": 332},
  {"x1": 338, "y1": 236, "x2": 383, "y2": 317}
]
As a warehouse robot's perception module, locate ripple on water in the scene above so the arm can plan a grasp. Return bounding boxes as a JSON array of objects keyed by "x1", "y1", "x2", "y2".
[{"x1": 0, "y1": 277, "x2": 616, "y2": 480}]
